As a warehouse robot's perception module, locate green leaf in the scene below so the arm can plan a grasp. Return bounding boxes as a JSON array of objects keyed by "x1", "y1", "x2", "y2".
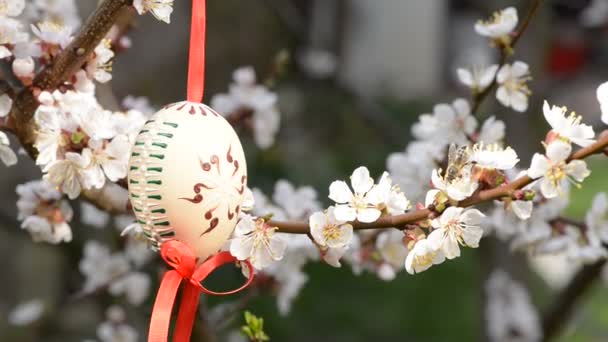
[{"x1": 241, "y1": 311, "x2": 270, "y2": 342}]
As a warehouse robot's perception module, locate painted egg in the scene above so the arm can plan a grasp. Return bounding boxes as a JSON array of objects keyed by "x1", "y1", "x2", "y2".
[{"x1": 127, "y1": 101, "x2": 247, "y2": 262}]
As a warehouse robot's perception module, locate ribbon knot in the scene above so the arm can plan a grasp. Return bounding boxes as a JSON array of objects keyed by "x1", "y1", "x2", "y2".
[
  {"x1": 148, "y1": 241, "x2": 254, "y2": 342},
  {"x1": 161, "y1": 242, "x2": 196, "y2": 279}
]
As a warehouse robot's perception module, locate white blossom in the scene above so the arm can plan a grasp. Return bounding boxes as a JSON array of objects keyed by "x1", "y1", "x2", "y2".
[
  {"x1": 0, "y1": 131, "x2": 17, "y2": 166},
  {"x1": 328, "y1": 166, "x2": 384, "y2": 223},
  {"x1": 309, "y1": 206, "x2": 353, "y2": 249},
  {"x1": 597, "y1": 81, "x2": 608, "y2": 125},
  {"x1": 8, "y1": 299, "x2": 44, "y2": 326},
  {"x1": 0, "y1": 45, "x2": 10, "y2": 58},
  {"x1": 79, "y1": 241, "x2": 130, "y2": 293},
  {"x1": 374, "y1": 172, "x2": 411, "y2": 215},
  {"x1": 496, "y1": 61, "x2": 531, "y2": 112},
  {"x1": 88, "y1": 39, "x2": 114, "y2": 83},
  {"x1": 457, "y1": 64, "x2": 498, "y2": 92},
  {"x1": 511, "y1": 200, "x2": 533, "y2": 220},
  {"x1": 586, "y1": 192, "x2": 608, "y2": 244},
  {"x1": 273, "y1": 179, "x2": 321, "y2": 220},
  {"x1": 211, "y1": 66, "x2": 281, "y2": 149},
  {"x1": 22, "y1": 215, "x2": 72, "y2": 244},
  {"x1": 487, "y1": 204, "x2": 528, "y2": 240},
  {"x1": 17, "y1": 179, "x2": 73, "y2": 243},
  {"x1": 510, "y1": 186, "x2": 571, "y2": 252},
  {"x1": 23, "y1": 0, "x2": 81, "y2": 29},
  {"x1": 80, "y1": 202, "x2": 110, "y2": 228},
  {"x1": 0, "y1": 17, "x2": 28, "y2": 47},
  {"x1": 475, "y1": 7, "x2": 518, "y2": 40},
  {"x1": 250, "y1": 187, "x2": 287, "y2": 220},
  {"x1": 428, "y1": 207, "x2": 485, "y2": 259},
  {"x1": 12, "y1": 40, "x2": 41, "y2": 59},
  {"x1": 298, "y1": 48, "x2": 337, "y2": 79},
  {"x1": 485, "y1": 270, "x2": 541, "y2": 342},
  {"x1": 229, "y1": 214, "x2": 287, "y2": 270},
  {"x1": 88, "y1": 134, "x2": 130, "y2": 185},
  {"x1": 112, "y1": 109, "x2": 147, "y2": 142},
  {"x1": 527, "y1": 140, "x2": 590, "y2": 198},
  {"x1": 0, "y1": 93, "x2": 12, "y2": 117},
  {"x1": 387, "y1": 141, "x2": 443, "y2": 203},
  {"x1": 108, "y1": 272, "x2": 151, "y2": 306},
  {"x1": 96, "y1": 306, "x2": 138, "y2": 342},
  {"x1": 31, "y1": 21, "x2": 72, "y2": 48},
  {"x1": 431, "y1": 167, "x2": 479, "y2": 201},
  {"x1": 470, "y1": 143, "x2": 519, "y2": 170},
  {"x1": 122, "y1": 95, "x2": 155, "y2": 116},
  {"x1": 529, "y1": 253, "x2": 579, "y2": 290},
  {"x1": 321, "y1": 244, "x2": 350, "y2": 268},
  {"x1": 478, "y1": 116, "x2": 505, "y2": 144},
  {"x1": 543, "y1": 100, "x2": 595, "y2": 147},
  {"x1": 412, "y1": 98, "x2": 477, "y2": 146},
  {"x1": 376, "y1": 229, "x2": 409, "y2": 275},
  {"x1": 376, "y1": 263, "x2": 397, "y2": 281},
  {"x1": 12, "y1": 56, "x2": 34, "y2": 78},
  {"x1": 581, "y1": 0, "x2": 608, "y2": 27},
  {"x1": 44, "y1": 149, "x2": 93, "y2": 199},
  {"x1": 0, "y1": 0, "x2": 25, "y2": 17},
  {"x1": 263, "y1": 262, "x2": 309, "y2": 315},
  {"x1": 405, "y1": 238, "x2": 445, "y2": 274},
  {"x1": 133, "y1": 0, "x2": 174, "y2": 23},
  {"x1": 123, "y1": 235, "x2": 155, "y2": 267}
]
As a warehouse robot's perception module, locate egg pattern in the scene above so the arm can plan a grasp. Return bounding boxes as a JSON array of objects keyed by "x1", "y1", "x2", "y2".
[{"x1": 127, "y1": 101, "x2": 247, "y2": 261}]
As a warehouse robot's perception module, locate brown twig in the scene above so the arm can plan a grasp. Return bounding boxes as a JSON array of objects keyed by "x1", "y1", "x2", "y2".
[
  {"x1": 270, "y1": 133, "x2": 608, "y2": 234},
  {"x1": 470, "y1": 0, "x2": 544, "y2": 114}
]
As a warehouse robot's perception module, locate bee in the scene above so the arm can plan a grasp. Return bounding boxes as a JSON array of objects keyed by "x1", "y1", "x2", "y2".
[{"x1": 444, "y1": 143, "x2": 471, "y2": 183}]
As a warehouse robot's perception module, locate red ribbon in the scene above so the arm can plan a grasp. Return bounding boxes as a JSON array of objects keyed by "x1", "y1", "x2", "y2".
[
  {"x1": 187, "y1": 0, "x2": 206, "y2": 103},
  {"x1": 148, "y1": 241, "x2": 254, "y2": 342}
]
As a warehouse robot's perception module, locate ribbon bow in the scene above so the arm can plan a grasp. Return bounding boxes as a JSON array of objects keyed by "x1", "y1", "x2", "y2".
[{"x1": 148, "y1": 240, "x2": 254, "y2": 342}]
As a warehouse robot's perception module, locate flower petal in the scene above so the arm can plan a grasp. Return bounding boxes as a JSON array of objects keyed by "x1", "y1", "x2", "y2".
[
  {"x1": 333, "y1": 204, "x2": 357, "y2": 222},
  {"x1": 350, "y1": 166, "x2": 373, "y2": 195},
  {"x1": 527, "y1": 154, "x2": 550, "y2": 178},
  {"x1": 356, "y1": 208, "x2": 381, "y2": 223},
  {"x1": 546, "y1": 140, "x2": 572, "y2": 162},
  {"x1": 328, "y1": 180, "x2": 353, "y2": 203}
]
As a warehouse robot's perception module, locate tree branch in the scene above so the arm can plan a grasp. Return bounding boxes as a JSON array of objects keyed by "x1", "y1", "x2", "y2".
[
  {"x1": 271, "y1": 133, "x2": 608, "y2": 234},
  {"x1": 8, "y1": 0, "x2": 133, "y2": 157},
  {"x1": 541, "y1": 258, "x2": 606, "y2": 341},
  {"x1": 471, "y1": 0, "x2": 544, "y2": 114}
]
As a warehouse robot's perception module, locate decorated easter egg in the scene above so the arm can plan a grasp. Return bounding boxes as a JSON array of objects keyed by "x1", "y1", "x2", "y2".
[{"x1": 127, "y1": 101, "x2": 247, "y2": 262}]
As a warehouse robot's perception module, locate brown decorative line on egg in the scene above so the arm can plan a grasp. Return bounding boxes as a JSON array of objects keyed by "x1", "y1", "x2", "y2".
[
  {"x1": 200, "y1": 217, "x2": 220, "y2": 236},
  {"x1": 180, "y1": 193, "x2": 203, "y2": 204},
  {"x1": 164, "y1": 101, "x2": 222, "y2": 117},
  {"x1": 179, "y1": 144, "x2": 246, "y2": 238}
]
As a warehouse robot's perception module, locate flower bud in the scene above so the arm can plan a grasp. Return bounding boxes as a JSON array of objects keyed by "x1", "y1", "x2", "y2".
[{"x1": 12, "y1": 57, "x2": 35, "y2": 78}]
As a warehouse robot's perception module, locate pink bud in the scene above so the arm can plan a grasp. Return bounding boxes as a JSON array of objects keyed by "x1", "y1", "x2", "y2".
[{"x1": 544, "y1": 130, "x2": 560, "y2": 146}]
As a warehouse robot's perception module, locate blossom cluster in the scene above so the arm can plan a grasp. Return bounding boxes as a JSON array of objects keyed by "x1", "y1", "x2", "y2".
[
  {"x1": 34, "y1": 89, "x2": 149, "y2": 199},
  {"x1": 79, "y1": 239, "x2": 153, "y2": 306},
  {"x1": 211, "y1": 66, "x2": 281, "y2": 149},
  {"x1": 229, "y1": 180, "x2": 321, "y2": 314},
  {"x1": 459, "y1": 7, "x2": 533, "y2": 112},
  {"x1": 221, "y1": 6, "x2": 608, "y2": 316}
]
